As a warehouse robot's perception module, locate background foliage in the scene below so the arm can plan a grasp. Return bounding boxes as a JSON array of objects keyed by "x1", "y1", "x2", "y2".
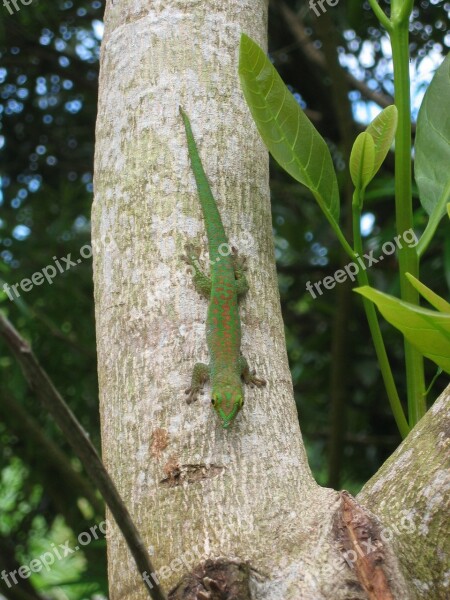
[{"x1": 0, "y1": 0, "x2": 448, "y2": 598}]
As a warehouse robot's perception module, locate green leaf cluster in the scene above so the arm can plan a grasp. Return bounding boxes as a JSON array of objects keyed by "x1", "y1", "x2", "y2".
[{"x1": 239, "y1": 33, "x2": 450, "y2": 435}]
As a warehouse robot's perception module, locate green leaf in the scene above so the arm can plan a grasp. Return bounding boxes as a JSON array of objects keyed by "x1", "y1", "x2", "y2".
[
  {"x1": 355, "y1": 286, "x2": 450, "y2": 373},
  {"x1": 350, "y1": 107, "x2": 397, "y2": 195},
  {"x1": 366, "y1": 105, "x2": 398, "y2": 180},
  {"x1": 405, "y1": 273, "x2": 450, "y2": 313},
  {"x1": 350, "y1": 132, "x2": 375, "y2": 191},
  {"x1": 415, "y1": 54, "x2": 450, "y2": 219},
  {"x1": 239, "y1": 34, "x2": 340, "y2": 226}
]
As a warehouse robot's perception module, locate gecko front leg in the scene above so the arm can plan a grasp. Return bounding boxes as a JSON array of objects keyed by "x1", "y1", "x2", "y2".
[
  {"x1": 182, "y1": 244, "x2": 212, "y2": 298},
  {"x1": 239, "y1": 356, "x2": 266, "y2": 388},
  {"x1": 231, "y1": 247, "x2": 249, "y2": 296},
  {"x1": 185, "y1": 362, "x2": 210, "y2": 404}
]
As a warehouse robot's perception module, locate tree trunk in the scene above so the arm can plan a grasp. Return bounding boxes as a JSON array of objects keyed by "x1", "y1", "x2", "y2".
[
  {"x1": 358, "y1": 386, "x2": 450, "y2": 600},
  {"x1": 92, "y1": 1, "x2": 449, "y2": 598}
]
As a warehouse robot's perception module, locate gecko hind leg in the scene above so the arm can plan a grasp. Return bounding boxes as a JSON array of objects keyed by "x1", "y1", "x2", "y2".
[
  {"x1": 185, "y1": 362, "x2": 210, "y2": 404},
  {"x1": 239, "y1": 356, "x2": 266, "y2": 388},
  {"x1": 232, "y1": 247, "x2": 249, "y2": 296},
  {"x1": 182, "y1": 244, "x2": 212, "y2": 298}
]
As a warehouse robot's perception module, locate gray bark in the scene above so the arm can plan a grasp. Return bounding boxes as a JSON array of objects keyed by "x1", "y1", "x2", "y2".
[
  {"x1": 358, "y1": 386, "x2": 450, "y2": 600},
  {"x1": 92, "y1": 1, "x2": 449, "y2": 599}
]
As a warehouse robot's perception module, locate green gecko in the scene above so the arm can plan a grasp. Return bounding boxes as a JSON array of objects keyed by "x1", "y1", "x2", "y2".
[{"x1": 180, "y1": 107, "x2": 266, "y2": 429}]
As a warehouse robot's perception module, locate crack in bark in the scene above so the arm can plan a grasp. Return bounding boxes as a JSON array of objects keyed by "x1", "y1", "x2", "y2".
[
  {"x1": 334, "y1": 491, "x2": 395, "y2": 600},
  {"x1": 168, "y1": 559, "x2": 251, "y2": 600},
  {"x1": 160, "y1": 461, "x2": 225, "y2": 487}
]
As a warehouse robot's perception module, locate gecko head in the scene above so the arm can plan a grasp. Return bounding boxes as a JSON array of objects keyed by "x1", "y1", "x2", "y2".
[{"x1": 211, "y1": 386, "x2": 244, "y2": 429}]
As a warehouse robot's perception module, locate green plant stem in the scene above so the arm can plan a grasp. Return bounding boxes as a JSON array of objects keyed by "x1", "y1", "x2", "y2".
[
  {"x1": 390, "y1": 20, "x2": 426, "y2": 425},
  {"x1": 424, "y1": 368, "x2": 443, "y2": 398},
  {"x1": 325, "y1": 210, "x2": 355, "y2": 261},
  {"x1": 352, "y1": 190, "x2": 410, "y2": 438},
  {"x1": 394, "y1": 0, "x2": 414, "y2": 24},
  {"x1": 367, "y1": 0, "x2": 392, "y2": 32},
  {"x1": 417, "y1": 179, "x2": 450, "y2": 257}
]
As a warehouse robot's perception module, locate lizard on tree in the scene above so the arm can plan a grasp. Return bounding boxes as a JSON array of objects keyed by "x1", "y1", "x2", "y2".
[{"x1": 180, "y1": 108, "x2": 266, "y2": 429}]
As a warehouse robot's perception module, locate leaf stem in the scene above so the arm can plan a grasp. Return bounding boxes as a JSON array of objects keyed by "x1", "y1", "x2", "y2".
[
  {"x1": 352, "y1": 190, "x2": 410, "y2": 438},
  {"x1": 417, "y1": 178, "x2": 450, "y2": 257},
  {"x1": 368, "y1": 0, "x2": 393, "y2": 32},
  {"x1": 424, "y1": 368, "x2": 443, "y2": 398},
  {"x1": 327, "y1": 212, "x2": 355, "y2": 261}
]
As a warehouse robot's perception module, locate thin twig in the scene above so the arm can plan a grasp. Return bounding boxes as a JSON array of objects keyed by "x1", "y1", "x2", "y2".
[
  {"x1": 0, "y1": 313, "x2": 166, "y2": 600},
  {"x1": 0, "y1": 389, "x2": 105, "y2": 515},
  {"x1": 274, "y1": 0, "x2": 395, "y2": 109}
]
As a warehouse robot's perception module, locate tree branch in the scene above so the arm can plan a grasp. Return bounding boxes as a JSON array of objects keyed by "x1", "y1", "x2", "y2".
[
  {"x1": 0, "y1": 390, "x2": 104, "y2": 516},
  {"x1": 0, "y1": 313, "x2": 166, "y2": 600},
  {"x1": 274, "y1": 0, "x2": 395, "y2": 109},
  {"x1": 358, "y1": 385, "x2": 450, "y2": 599}
]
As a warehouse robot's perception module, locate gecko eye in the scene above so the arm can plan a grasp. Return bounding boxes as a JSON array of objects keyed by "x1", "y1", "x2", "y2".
[{"x1": 211, "y1": 398, "x2": 216, "y2": 406}]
